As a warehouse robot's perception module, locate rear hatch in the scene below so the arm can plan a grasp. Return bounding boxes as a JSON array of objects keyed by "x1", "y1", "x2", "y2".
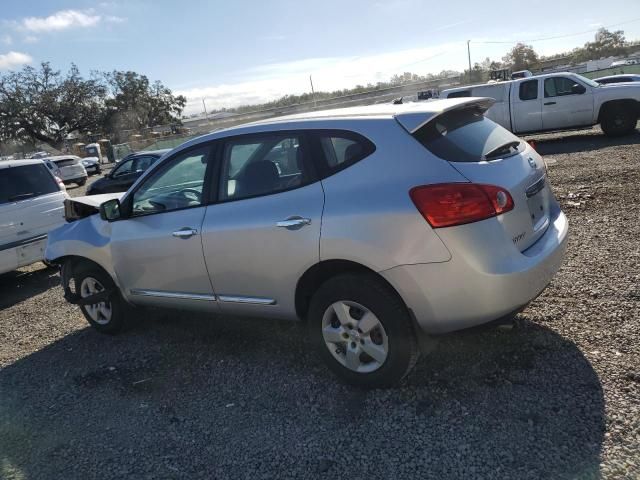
[
  {"x1": 0, "y1": 163, "x2": 66, "y2": 247},
  {"x1": 408, "y1": 102, "x2": 552, "y2": 251},
  {"x1": 54, "y1": 157, "x2": 85, "y2": 179}
]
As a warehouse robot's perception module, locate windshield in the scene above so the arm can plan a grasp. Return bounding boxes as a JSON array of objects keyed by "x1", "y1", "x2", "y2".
[
  {"x1": 413, "y1": 108, "x2": 524, "y2": 162},
  {"x1": 574, "y1": 74, "x2": 601, "y2": 88}
]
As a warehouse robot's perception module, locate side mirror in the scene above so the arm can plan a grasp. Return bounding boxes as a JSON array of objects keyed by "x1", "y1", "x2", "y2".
[
  {"x1": 571, "y1": 83, "x2": 586, "y2": 94},
  {"x1": 99, "y1": 199, "x2": 122, "y2": 222}
]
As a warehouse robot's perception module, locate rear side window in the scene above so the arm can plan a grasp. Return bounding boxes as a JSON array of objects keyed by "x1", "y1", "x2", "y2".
[
  {"x1": 413, "y1": 108, "x2": 524, "y2": 163},
  {"x1": 313, "y1": 130, "x2": 376, "y2": 177},
  {"x1": 0, "y1": 164, "x2": 59, "y2": 204},
  {"x1": 519, "y1": 80, "x2": 538, "y2": 101}
]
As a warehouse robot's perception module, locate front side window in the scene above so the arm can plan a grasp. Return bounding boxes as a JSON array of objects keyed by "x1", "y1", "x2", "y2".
[
  {"x1": 0, "y1": 164, "x2": 58, "y2": 204},
  {"x1": 219, "y1": 134, "x2": 310, "y2": 201},
  {"x1": 519, "y1": 80, "x2": 538, "y2": 101},
  {"x1": 131, "y1": 147, "x2": 210, "y2": 215},
  {"x1": 131, "y1": 155, "x2": 156, "y2": 173},
  {"x1": 544, "y1": 77, "x2": 585, "y2": 97},
  {"x1": 112, "y1": 159, "x2": 134, "y2": 177}
]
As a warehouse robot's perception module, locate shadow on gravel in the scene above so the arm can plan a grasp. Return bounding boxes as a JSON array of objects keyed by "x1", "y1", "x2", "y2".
[
  {"x1": 0, "y1": 265, "x2": 59, "y2": 310},
  {"x1": 530, "y1": 130, "x2": 640, "y2": 156},
  {"x1": 0, "y1": 313, "x2": 605, "y2": 479}
]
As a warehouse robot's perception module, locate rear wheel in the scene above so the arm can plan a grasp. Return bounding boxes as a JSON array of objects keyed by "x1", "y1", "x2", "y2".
[
  {"x1": 308, "y1": 273, "x2": 418, "y2": 388},
  {"x1": 601, "y1": 105, "x2": 638, "y2": 136},
  {"x1": 68, "y1": 263, "x2": 130, "y2": 334}
]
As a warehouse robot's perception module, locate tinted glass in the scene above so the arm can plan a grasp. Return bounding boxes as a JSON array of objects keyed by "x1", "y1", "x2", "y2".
[
  {"x1": 447, "y1": 90, "x2": 471, "y2": 98},
  {"x1": 132, "y1": 147, "x2": 209, "y2": 215},
  {"x1": 131, "y1": 155, "x2": 156, "y2": 172},
  {"x1": 53, "y1": 158, "x2": 79, "y2": 167},
  {"x1": 519, "y1": 80, "x2": 538, "y2": 101},
  {"x1": 413, "y1": 109, "x2": 523, "y2": 163},
  {"x1": 219, "y1": 135, "x2": 309, "y2": 201},
  {"x1": 317, "y1": 132, "x2": 375, "y2": 174},
  {"x1": 0, "y1": 164, "x2": 58, "y2": 204}
]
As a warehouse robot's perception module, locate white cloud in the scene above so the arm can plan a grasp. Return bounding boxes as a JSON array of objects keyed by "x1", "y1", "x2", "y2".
[
  {"x1": 105, "y1": 15, "x2": 126, "y2": 24},
  {"x1": 177, "y1": 42, "x2": 466, "y2": 114},
  {"x1": 0, "y1": 51, "x2": 32, "y2": 70},
  {"x1": 21, "y1": 10, "x2": 101, "y2": 33}
]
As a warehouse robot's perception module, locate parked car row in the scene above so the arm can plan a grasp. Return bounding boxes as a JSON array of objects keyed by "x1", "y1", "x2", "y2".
[{"x1": 45, "y1": 98, "x2": 568, "y2": 387}]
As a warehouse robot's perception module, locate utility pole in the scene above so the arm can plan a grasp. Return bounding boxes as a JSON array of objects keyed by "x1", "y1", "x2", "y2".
[
  {"x1": 467, "y1": 40, "x2": 472, "y2": 82},
  {"x1": 202, "y1": 98, "x2": 209, "y2": 121},
  {"x1": 309, "y1": 75, "x2": 317, "y2": 108}
]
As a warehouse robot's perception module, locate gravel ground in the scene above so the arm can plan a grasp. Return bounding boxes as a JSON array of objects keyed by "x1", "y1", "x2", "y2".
[{"x1": 1, "y1": 131, "x2": 639, "y2": 479}]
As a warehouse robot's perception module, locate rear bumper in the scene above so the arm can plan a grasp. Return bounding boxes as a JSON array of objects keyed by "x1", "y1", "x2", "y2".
[
  {"x1": 0, "y1": 234, "x2": 48, "y2": 275},
  {"x1": 381, "y1": 207, "x2": 568, "y2": 334}
]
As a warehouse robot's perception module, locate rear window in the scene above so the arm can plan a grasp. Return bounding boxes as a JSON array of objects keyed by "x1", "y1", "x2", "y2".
[
  {"x1": 412, "y1": 108, "x2": 524, "y2": 163},
  {"x1": 0, "y1": 164, "x2": 59, "y2": 204},
  {"x1": 53, "y1": 158, "x2": 79, "y2": 167},
  {"x1": 313, "y1": 130, "x2": 376, "y2": 177},
  {"x1": 447, "y1": 90, "x2": 471, "y2": 98}
]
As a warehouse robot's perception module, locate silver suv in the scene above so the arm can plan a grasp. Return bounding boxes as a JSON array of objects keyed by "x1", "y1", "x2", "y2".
[{"x1": 45, "y1": 98, "x2": 568, "y2": 387}]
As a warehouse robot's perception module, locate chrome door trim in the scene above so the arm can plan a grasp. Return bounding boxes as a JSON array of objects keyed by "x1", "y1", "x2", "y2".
[
  {"x1": 130, "y1": 289, "x2": 216, "y2": 301},
  {"x1": 218, "y1": 295, "x2": 277, "y2": 305}
]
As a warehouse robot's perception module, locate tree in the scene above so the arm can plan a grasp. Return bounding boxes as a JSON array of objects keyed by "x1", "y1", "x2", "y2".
[
  {"x1": 0, "y1": 63, "x2": 106, "y2": 148},
  {"x1": 503, "y1": 43, "x2": 540, "y2": 71},
  {"x1": 102, "y1": 71, "x2": 186, "y2": 138},
  {"x1": 573, "y1": 28, "x2": 628, "y2": 62}
]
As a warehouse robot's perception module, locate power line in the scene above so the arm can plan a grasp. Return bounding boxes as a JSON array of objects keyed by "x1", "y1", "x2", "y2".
[{"x1": 472, "y1": 17, "x2": 640, "y2": 44}]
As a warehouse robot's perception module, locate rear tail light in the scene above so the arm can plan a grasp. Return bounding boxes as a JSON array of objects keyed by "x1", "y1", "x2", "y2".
[
  {"x1": 55, "y1": 176, "x2": 66, "y2": 192},
  {"x1": 410, "y1": 183, "x2": 514, "y2": 228}
]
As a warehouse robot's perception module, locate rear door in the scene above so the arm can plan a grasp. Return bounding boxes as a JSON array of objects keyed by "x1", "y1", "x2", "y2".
[
  {"x1": 511, "y1": 79, "x2": 543, "y2": 133},
  {"x1": 542, "y1": 76, "x2": 594, "y2": 129},
  {"x1": 411, "y1": 107, "x2": 552, "y2": 251},
  {"x1": 200, "y1": 131, "x2": 324, "y2": 319}
]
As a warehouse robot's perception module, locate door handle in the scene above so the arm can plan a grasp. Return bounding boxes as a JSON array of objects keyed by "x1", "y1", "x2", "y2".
[
  {"x1": 172, "y1": 228, "x2": 198, "y2": 239},
  {"x1": 544, "y1": 101, "x2": 556, "y2": 106},
  {"x1": 276, "y1": 216, "x2": 311, "y2": 230}
]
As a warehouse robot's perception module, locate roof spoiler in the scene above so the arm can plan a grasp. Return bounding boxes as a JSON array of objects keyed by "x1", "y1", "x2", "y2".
[{"x1": 395, "y1": 97, "x2": 496, "y2": 134}]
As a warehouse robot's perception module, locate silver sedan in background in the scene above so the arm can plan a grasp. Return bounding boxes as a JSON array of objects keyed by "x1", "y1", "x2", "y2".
[{"x1": 45, "y1": 97, "x2": 568, "y2": 387}]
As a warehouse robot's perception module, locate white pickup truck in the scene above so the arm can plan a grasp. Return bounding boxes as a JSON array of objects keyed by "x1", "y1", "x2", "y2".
[{"x1": 439, "y1": 72, "x2": 640, "y2": 136}]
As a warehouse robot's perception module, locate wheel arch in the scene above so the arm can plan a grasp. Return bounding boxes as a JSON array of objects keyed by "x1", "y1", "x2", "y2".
[
  {"x1": 597, "y1": 98, "x2": 640, "y2": 123},
  {"x1": 295, "y1": 259, "x2": 411, "y2": 322}
]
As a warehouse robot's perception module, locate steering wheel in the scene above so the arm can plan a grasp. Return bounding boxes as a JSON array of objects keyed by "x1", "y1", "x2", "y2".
[{"x1": 178, "y1": 188, "x2": 202, "y2": 202}]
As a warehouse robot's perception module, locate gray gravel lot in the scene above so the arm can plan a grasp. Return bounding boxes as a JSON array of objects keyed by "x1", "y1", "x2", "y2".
[{"x1": 1, "y1": 131, "x2": 639, "y2": 479}]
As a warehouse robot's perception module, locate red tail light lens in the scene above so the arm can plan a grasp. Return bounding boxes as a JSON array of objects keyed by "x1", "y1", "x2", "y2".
[{"x1": 410, "y1": 183, "x2": 514, "y2": 228}]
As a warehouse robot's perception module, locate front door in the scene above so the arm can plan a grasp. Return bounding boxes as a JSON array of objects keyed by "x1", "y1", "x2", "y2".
[
  {"x1": 110, "y1": 145, "x2": 218, "y2": 311},
  {"x1": 201, "y1": 132, "x2": 324, "y2": 319},
  {"x1": 542, "y1": 76, "x2": 594, "y2": 130}
]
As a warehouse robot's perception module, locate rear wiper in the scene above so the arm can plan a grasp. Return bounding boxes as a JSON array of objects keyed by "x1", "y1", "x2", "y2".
[
  {"x1": 8, "y1": 192, "x2": 40, "y2": 202},
  {"x1": 484, "y1": 141, "x2": 521, "y2": 160}
]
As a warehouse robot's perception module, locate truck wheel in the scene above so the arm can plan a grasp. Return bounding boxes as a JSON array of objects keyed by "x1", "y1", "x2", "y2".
[
  {"x1": 68, "y1": 262, "x2": 131, "y2": 334},
  {"x1": 601, "y1": 105, "x2": 638, "y2": 136},
  {"x1": 308, "y1": 273, "x2": 419, "y2": 388}
]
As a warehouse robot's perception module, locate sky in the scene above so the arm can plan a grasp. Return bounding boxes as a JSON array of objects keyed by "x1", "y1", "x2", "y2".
[{"x1": 1, "y1": 0, "x2": 640, "y2": 115}]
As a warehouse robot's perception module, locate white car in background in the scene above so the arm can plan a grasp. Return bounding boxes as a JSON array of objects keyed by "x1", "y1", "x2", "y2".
[
  {"x1": 81, "y1": 156, "x2": 102, "y2": 175},
  {"x1": 0, "y1": 159, "x2": 68, "y2": 275},
  {"x1": 46, "y1": 155, "x2": 88, "y2": 186}
]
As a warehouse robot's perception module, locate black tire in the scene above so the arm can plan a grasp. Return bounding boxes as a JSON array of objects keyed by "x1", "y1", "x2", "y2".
[
  {"x1": 308, "y1": 273, "x2": 419, "y2": 388},
  {"x1": 76, "y1": 179, "x2": 87, "y2": 186},
  {"x1": 601, "y1": 105, "x2": 638, "y2": 136},
  {"x1": 70, "y1": 262, "x2": 131, "y2": 334}
]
